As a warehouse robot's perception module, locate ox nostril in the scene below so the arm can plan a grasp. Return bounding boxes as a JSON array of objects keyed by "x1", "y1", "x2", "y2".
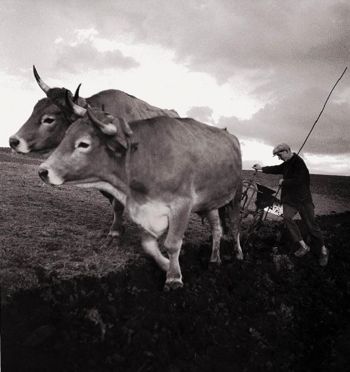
[
  {"x1": 9, "y1": 137, "x2": 20, "y2": 149},
  {"x1": 38, "y1": 168, "x2": 49, "y2": 182}
]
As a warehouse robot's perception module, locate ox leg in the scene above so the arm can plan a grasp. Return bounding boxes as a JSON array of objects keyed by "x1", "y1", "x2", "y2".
[
  {"x1": 206, "y1": 209, "x2": 223, "y2": 264},
  {"x1": 99, "y1": 192, "x2": 125, "y2": 249},
  {"x1": 163, "y1": 202, "x2": 192, "y2": 291},
  {"x1": 141, "y1": 232, "x2": 169, "y2": 272},
  {"x1": 108, "y1": 199, "x2": 125, "y2": 238},
  {"x1": 226, "y1": 191, "x2": 243, "y2": 260}
]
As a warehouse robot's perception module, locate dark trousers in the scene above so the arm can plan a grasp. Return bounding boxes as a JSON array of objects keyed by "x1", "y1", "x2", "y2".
[{"x1": 283, "y1": 202, "x2": 325, "y2": 254}]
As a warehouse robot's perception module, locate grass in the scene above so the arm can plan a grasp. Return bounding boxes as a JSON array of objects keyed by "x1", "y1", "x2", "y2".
[
  {"x1": 1, "y1": 147, "x2": 350, "y2": 372},
  {"x1": 1, "y1": 148, "x2": 350, "y2": 294}
]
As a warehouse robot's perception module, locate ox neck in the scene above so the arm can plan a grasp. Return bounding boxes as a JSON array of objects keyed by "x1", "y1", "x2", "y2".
[
  {"x1": 99, "y1": 137, "x2": 134, "y2": 196},
  {"x1": 123, "y1": 136, "x2": 133, "y2": 189}
]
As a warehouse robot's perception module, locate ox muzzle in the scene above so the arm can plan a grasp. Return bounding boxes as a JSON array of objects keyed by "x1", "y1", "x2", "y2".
[
  {"x1": 38, "y1": 167, "x2": 49, "y2": 183},
  {"x1": 9, "y1": 135, "x2": 31, "y2": 153},
  {"x1": 37, "y1": 164, "x2": 64, "y2": 185},
  {"x1": 9, "y1": 136, "x2": 20, "y2": 149}
]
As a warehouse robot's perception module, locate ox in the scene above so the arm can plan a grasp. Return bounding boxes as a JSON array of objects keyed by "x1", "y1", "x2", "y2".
[
  {"x1": 38, "y1": 104, "x2": 243, "y2": 289},
  {"x1": 9, "y1": 66, "x2": 178, "y2": 154},
  {"x1": 9, "y1": 66, "x2": 179, "y2": 245}
]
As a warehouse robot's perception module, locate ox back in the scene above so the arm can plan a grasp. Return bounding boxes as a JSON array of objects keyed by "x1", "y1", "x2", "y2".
[{"x1": 126, "y1": 117, "x2": 241, "y2": 213}]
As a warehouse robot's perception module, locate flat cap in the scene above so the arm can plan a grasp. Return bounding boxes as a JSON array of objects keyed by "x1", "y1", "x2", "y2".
[{"x1": 273, "y1": 143, "x2": 291, "y2": 156}]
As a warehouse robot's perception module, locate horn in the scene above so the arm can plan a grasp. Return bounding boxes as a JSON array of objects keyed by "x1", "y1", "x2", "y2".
[
  {"x1": 33, "y1": 65, "x2": 51, "y2": 94},
  {"x1": 73, "y1": 83, "x2": 82, "y2": 102},
  {"x1": 87, "y1": 108, "x2": 117, "y2": 136},
  {"x1": 65, "y1": 90, "x2": 87, "y2": 117}
]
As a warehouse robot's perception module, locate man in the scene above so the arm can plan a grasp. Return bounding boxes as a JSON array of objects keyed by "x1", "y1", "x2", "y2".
[{"x1": 253, "y1": 143, "x2": 329, "y2": 266}]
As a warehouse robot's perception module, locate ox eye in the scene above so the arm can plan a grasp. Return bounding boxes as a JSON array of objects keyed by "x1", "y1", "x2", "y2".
[
  {"x1": 76, "y1": 140, "x2": 91, "y2": 150},
  {"x1": 42, "y1": 116, "x2": 55, "y2": 125},
  {"x1": 78, "y1": 142, "x2": 89, "y2": 148}
]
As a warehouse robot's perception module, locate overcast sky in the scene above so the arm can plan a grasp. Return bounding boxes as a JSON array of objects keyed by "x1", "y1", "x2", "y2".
[{"x1": 1, "y1": 0, "x2": 349, "y2": 175}]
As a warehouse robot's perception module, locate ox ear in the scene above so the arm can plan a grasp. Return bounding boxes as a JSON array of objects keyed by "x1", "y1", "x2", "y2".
[
  {"x1": 109, "y1": 118, "x2": 132, "y2": 150},
  {"x1": 87, "y1": 109, "x2": 132, "y2": 152},
  {"x1": 87, "y1": 108, "x2": 117, "y2": 136},
  {"x1": 102, "y1": 118, "x2": 133, "y2": 153}
]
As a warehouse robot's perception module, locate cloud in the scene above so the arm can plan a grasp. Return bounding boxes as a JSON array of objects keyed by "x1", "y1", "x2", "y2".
[
  {"x1": 186, "y1": 106, "x2": 214, "y2": 124},
  {"x1": 76, "y1": 0, "x2": 349, "y2": 141},
  {"x1": 2, "y1": 1, "x2": 349, "y2": 77},
  {"x1": 1, "y1": 0, "x2": 349, "y2": 170},
  {"x1": 83, "y1": 1, "x2": 349, "y2": 84},
  {"x1": 219, "y1": 86, "x2": 350, "y2": 155},
  {"x1": 54, "y1": 37, "x2": 139, "y2": 74},
  {"x1": 2, "y1": 1, "x2": 348, "y2": 94}
]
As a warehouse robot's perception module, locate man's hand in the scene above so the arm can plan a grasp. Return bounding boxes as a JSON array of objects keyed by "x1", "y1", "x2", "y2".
[
  {"x1": 278, "y1": 178, "x2": 284, "y2": 185},
  {"x1": 252, "y1": 163, "x2": 262, "y2": 171}
]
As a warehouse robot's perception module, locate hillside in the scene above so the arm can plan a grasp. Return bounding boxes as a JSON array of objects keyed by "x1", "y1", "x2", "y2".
[{"x1": 1, "y1": 147, "x2": 350, "y2": 372}]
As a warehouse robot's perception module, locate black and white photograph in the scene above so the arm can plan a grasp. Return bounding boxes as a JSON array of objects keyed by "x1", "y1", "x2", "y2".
[{"x1": 1, "y1": 1, "x2": 349, "y2": 371}]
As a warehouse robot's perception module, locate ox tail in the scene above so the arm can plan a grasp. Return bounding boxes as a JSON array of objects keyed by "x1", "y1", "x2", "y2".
[
  {"x1": 219, "y1": 180, "x2": 243, "y2": 259},
  {"x1": 218, "y1": 206, "x2": 229, "y2": 235},
  {"x1": 219, "y1": 179, "x2": 243, "y2": 235}
]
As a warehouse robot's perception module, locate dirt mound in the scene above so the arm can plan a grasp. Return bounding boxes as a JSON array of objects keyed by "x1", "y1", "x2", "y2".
[{"x1": 2, "y1": 212, "x2": 350, "y2": 372}]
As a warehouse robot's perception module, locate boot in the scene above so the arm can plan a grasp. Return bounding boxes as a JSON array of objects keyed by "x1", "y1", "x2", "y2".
[
  {"x1": 319, "y1": 246, "x2": 329, "y2": 267},
  {"x1": 294, "y1": 244, "x2": 310, "y2": 257}
]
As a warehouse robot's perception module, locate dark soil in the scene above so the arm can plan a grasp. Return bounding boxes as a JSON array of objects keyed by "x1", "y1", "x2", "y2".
[
  {"x1": 2, "y1": 215, "x2": 350, "y2": 372},
  {"x1": 1, "y1": 148, "x2": 350, "y2": 372}
]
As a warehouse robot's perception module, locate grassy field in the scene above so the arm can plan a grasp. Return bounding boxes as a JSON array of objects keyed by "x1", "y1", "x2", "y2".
[{"x1": 1, "y1": 147, "x2": 350, "y2": 372}]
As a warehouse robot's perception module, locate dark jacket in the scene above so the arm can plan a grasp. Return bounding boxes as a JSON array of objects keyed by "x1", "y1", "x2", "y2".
[{"x1": 262, "y1": 153, "x2": 313, "y2": 207}]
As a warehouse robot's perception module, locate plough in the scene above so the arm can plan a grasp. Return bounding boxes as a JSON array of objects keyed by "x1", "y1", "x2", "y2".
[{"x1": 240, "y1": 171, "x2": 283, "y2": 244}]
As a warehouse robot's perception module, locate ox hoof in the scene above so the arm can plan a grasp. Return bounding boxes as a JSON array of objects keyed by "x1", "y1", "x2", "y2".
[
  {"x1": 163, "y1": 279, "x2": 183, "y2": 291},
  {"x1": 209, "y1": 260, "x2": 222, "y2": 270},
  {"x1": 208, "y1": 265, "x2": 220, "y2": 273},
  {"x1": 236, "y1": 251, "x2": 244, "y2": 261}
]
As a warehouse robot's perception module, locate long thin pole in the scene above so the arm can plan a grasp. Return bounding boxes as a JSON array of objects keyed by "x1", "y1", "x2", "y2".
[
  {"x1": 263, "y1": 66, "x2": 348, "y2": 221},
  {"x1": 297, "y1": 66, "x2": 347, "y2": 155}
]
